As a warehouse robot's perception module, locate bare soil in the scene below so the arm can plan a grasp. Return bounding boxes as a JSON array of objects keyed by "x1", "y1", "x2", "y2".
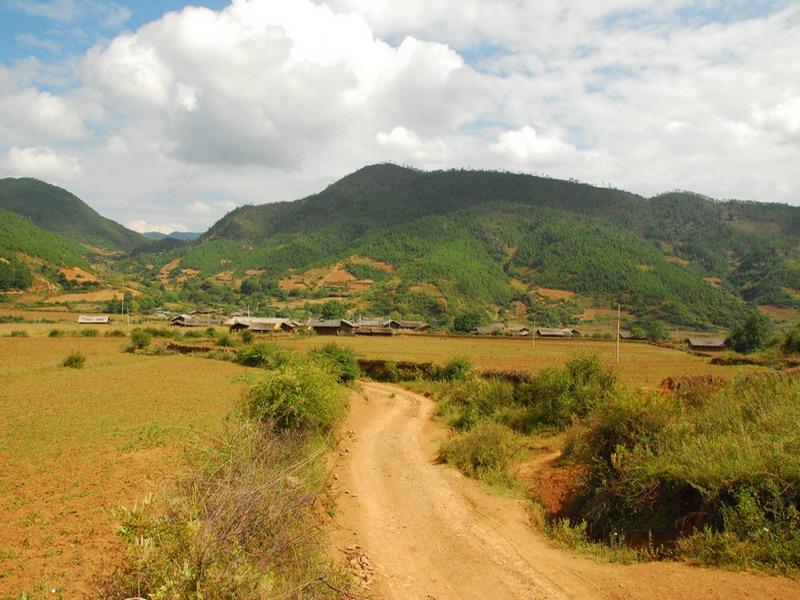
[{"x1": 329, "y1": 382, "x2": 800, "y2": 600}]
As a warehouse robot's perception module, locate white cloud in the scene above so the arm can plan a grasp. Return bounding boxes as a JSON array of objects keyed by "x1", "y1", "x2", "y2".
[
  {"x1": 0, "y1": 87, "x2": 87, "y2": 142},
  {"x1": 489, "y1": 126, "x2": 580, "y2": 164},
  {"x1": 377, "y1": 126, "x2": 448, "y2": 160},
  {"x1": 127, "y1": 220, "x2": 189, "y2": 234},
  {"x1": 1, "y1": 146, "x2": 83, "y2": 181},
  {"x1": 755, "y1": 97, "x2": 800, "y2": 142}
]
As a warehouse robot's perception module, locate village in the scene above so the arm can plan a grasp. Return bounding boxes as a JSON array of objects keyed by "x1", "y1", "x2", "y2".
[{"x1": 72, "y1": 310, "x2": 728, "y2": 351}]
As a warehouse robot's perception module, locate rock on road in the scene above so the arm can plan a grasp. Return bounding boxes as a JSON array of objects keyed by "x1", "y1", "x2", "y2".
[{"x1": 328, "y1": 381, "x2": 800, "y2": 600}]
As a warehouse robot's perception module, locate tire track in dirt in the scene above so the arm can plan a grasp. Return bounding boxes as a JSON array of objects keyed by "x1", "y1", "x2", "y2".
[{"x1": 329, "y1": 382, "x2": 800, "y2": 600}]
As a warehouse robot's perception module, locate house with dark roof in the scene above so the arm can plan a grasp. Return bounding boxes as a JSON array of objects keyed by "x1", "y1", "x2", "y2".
[
  {"x1": 687, "y1": 337, "x2": 726, "y2": 351},
  {"x1": 474, "y1": 322, "x2": 506, "y2": 335},
  {"x1": 386, "y1": 319, "x2": 430, "y2": 331},
  {"x1": 228, "y1": 317, "x2": 298, "y2": 334},
  {"x1": 309, "y1": 319, "x2": 357, "y2": 336},
  {"x1": 171, "y1": 314, "x2": 222, "y2": 327}
]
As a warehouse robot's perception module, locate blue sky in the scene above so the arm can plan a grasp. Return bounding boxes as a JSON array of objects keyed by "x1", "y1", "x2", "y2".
[
  {"x1": 0, "y1": 1, "x2": 226, "y2": 66},
  {"x1": 0, "y1": 1, "x2": 798, "y2": 232}
]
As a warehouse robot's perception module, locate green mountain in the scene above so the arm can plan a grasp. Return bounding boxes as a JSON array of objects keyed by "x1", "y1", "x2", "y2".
[
  {"x1": 0, "y1": 208, "x2": 91, "y2": 291},
  {"x1": 118, "y1": 164, "x2": 800, "y2": 329},
  {"x1": 0, "y1": 178, "x2": 146, "y2": 252}
]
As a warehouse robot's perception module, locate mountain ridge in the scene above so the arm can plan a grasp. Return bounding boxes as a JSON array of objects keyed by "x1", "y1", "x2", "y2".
[{"x1": 0, "y1": 177, "x2": 146, "y2": 252}]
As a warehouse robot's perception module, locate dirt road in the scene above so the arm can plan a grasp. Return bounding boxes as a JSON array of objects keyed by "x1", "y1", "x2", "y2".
[{"x1": 329, "y1": 381, "x2": 800, "y2": 600}]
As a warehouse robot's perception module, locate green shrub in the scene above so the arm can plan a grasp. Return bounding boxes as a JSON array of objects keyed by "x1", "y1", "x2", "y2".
[
  {"x1": 183, "y1": 329, "x2": 203, "y2": 338},
  {"x1": 783, "y1": 328, "x2": 800, "y2": 354},
  {"x1": 439, "y1": 376, "x2": 516, "y2": 431},
  {"x1": 130, "y1": 329, "x2": 152, "y2": 350},
  {"x1": 62, "y1": 352, "x2": 86, "y2": 369},
  {"x1": 204, "y1": 327, "x2": 217, "y2": 337},
  {"x1": 48, "y1": 328, "x2": 62, "y2": 337},
  {"x1": 9, "y1": 329, "x2": 28, "y2": 337},
  {"x1": 106, "y1": 329, "x2": 127, "y2": 338},
  {"x1": 235, "y1": 342, "x2": 298, "y2": 369},
  {"x1": 240, "y1": 329, "x2": 254, "y2": 344},
  {"x1": 440, "y1": 421, "x2": 523, "y2": 486},
  {"x1": 562, "y1": 374, "x2": 800, "y2": 572},
  {"x1": 308, "y1": 342, "x2": 360, "y2": 384},
  {"x1": 517, "y1": 352, "x2": 616, "y2": 428},
  {"x1": 441, "y1": 357, "x2": 471, "y2": 381},
  {"x1": 79, "y1": 328, "x2": 99, "y2": 337},
  {"x1": 379, "y1": 361, "x2": 400, "y2": 383},
  {"x1": 241, "y1": 363, "x2": 345, "y2": 434},
  {"x1": 216, "y1": 333, "x2": 233, "y2": 347},
  {"x1": 728, "y1": 312, "x2": 772, "y2": 354}
]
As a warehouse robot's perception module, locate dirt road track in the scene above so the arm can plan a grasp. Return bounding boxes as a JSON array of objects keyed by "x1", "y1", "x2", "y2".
[{"x1": 328, "y1": 381, "x2": 800, "y2": 600}]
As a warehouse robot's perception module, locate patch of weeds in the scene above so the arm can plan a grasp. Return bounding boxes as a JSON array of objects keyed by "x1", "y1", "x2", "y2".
[
  {"x1": 440, "y1": 421, "x2": 523, "y2": 489},
  {"x1": 61, "y1": 352, "x2": 86, "y2": 369},
  {"x1": 545, "y1": 518, "x2": 649, "y2": 564}
]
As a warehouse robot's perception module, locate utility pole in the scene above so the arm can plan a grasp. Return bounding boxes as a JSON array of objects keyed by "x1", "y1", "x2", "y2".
[
  {"x1": 616, "y1": 304, "x2": 621, "y2": 364},
  {"x1": 127, "y1": 308, "x2": 130, "y2": 327}
]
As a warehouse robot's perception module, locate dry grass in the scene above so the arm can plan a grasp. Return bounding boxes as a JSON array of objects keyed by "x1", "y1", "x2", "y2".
[
  {"x1": 0, "y1": 336, "x2": 249, "y2": 597},
  {"x1": 268, "y1": 335, "x2": 765, "y2": 386}
]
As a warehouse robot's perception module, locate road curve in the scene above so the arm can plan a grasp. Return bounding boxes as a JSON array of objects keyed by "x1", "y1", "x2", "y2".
[{"x1": 328, "y1": 381, "x2": 800, "y2": 600}]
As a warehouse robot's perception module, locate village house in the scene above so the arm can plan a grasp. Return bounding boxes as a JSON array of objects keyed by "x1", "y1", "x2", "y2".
[
  {"x1": 386, "y1": 319, "x2": 430, "y2": 332},
  {"x1": 77, "y1": 315, "x2": 110, "y2": 324},
  {"x1": 309, "y1": 319, "x2": 357, "y2": 336},
  {"x1": 687, "y1": 337, "x2": 726, "y2": 351},
  {"x1": 535, "y1": 327, "x2": 581, "y2": 338},
  {"x1": 474, "y1": 322, "x2": 506, "y2": 335},
  {"x1": 228, "y1": 317, "x2": 298, "y2": 334},
  {"x1": 170, "y1": 314, "x2": 222, "y2": 327}
]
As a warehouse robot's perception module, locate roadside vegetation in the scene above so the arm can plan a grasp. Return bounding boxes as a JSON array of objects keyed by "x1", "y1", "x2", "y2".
[
  {"x1": 420, "y1": 339, "x2": 800, "y2": 576},
  {"x1": 100, "y1": 341, "x2": 357, "y2": 598}
]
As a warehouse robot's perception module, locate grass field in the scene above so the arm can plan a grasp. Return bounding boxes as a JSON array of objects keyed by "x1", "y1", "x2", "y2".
[
  {"x1": 0, "y1": 336, "x2": 249, "y2": 598},
  {"x1": 267, "y1": 335, "x2": 764, "y2": 386}
]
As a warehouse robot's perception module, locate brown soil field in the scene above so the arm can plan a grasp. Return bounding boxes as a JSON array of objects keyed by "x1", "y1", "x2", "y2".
[
  {"x1": 322, "y1": 267, "x2": 356, "y2": 284},
  {"x1": 271, "y1": 335, "x2": 764, "y2": 386},
  {"x1": 57, "y1": 268, "x2": 97, "y2": 283},
  {"x1": 44, "y1": 289, "x2": 123, "y2": 304},
  {"x1": 0, "y1": 336, "x2": 249, "y2": 597},
  {"x1": 759, "y1": 304, "x2": 800, "y2": 325},
  {"x1": 348, "y1": 256, "x2": 395, "y2": 272},
  {"x1": 534, "y1": 288, "x2": 577, "y2": 300},
  {"x1": 159, "y1": 258, "x2": 181, "y2": 277}
]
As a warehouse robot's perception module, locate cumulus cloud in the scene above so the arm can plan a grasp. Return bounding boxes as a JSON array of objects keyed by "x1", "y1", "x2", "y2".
[
  {"x1": 489, "y1": 126, "x2": 580, "y2": 165},
  {"x1": 755, "y1": 97, "x2": 800, "y2": 143},
  {"x1": 1, "y1": 146, "x2": 83, "y2": 181},
  {"x1": 0, "y1": 88, "x2": 87, "y2": 142},
  {"x1": 377, "y1": 126, "x2": 448, "y2": 160}
]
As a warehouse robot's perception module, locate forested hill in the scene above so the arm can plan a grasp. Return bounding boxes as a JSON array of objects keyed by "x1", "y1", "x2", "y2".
[
  {"x1": 128, "y1": 165, "x2": 800, "y2": 329},
  {"x1": 0, "y1": 178, "x2": 145, "y2": 252}
]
